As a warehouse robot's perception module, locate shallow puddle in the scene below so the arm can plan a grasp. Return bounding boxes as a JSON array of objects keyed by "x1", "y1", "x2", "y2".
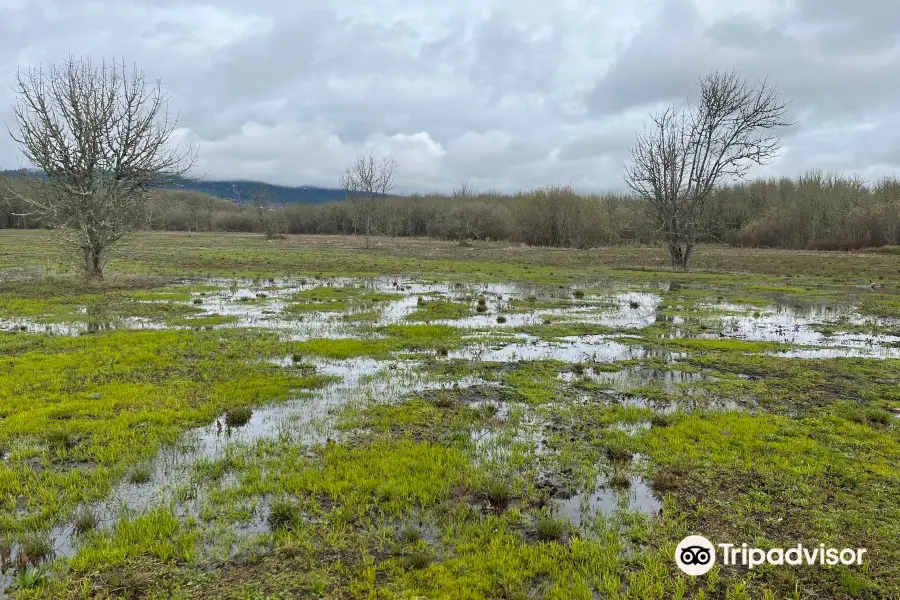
[
  {"x1": 29, "y1": 356, "x2": 486, "y2": 564},
  {"x1": 557, "y1": 476, "x2": 661, "y2": 527},
  {"x1": 5, "y1": 276, "x2": 900, "y2": 360},
  {"x1": 589, "y1": 366, "x2": 713, "y2": 393},
  {"x1": 450, "y1": 334, "x2": 648, "y2": 363}
]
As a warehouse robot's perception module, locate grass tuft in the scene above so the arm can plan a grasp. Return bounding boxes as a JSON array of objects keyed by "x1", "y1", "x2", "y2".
[
  {"x1": 482, "y1": 478, "x2": 514, "y2": 511},
  {"x1": 404, "y1": 550, "x2": 432, "y2": 570},
  {"x1": 225, "y1": 406, "x2": 253, "y2": 428},
  {"x1": 73, "y1": 508, "x2": 100, "y2": 535},
  {"x1": 267, "y1": 499, "x2": 300, "y2": 531},
  {"x1": 19, "y1": 531, "x2": 54, "y2": 563},
  {"x1": 399, "y1": 524, "x2": 421, "y2": 544},
  {"x1": 534, "y1": 512, "x2": 567, "y2": 542},
  {"x1": 128, "y1": 464, "x2": 153, "y2": 485},
  {"x1": 608, "y1": 469, "x2": 631, "y2": 490}
]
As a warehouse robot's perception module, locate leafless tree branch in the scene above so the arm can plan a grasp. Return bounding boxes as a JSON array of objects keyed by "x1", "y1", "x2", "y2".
[
  {"x1": 6, "y1": 55, "x2": 198, "y2": 277},
  {"x1": 339, "y1": 154, "x2": 397, "y2": 248},
  {"x1": 625, "y1": 69, "x2": 795, "y2": 270}
]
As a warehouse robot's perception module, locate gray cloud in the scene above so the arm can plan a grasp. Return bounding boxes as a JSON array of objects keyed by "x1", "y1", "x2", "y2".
[{"x1": 1, "y1": 0, "x2": 899, "y2": 193}]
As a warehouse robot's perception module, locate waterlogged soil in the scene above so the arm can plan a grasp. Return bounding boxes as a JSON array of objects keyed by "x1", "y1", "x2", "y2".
[{"x1": 1, "y1": 271, "x2": 899, "y2": 599}]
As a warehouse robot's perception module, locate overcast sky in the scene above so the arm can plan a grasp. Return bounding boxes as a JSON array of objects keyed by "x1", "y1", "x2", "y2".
[{"x1": 1, "y1": 0, "x2": 898, "y2": 193}]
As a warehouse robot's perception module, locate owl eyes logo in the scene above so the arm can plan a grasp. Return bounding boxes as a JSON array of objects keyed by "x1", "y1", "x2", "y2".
[
  {"x1": 675, "y1": 536, "x2": 716, "y2": 575},
  {"x1": 680, "y1": 545, "x2": 712, "y2": 565}
]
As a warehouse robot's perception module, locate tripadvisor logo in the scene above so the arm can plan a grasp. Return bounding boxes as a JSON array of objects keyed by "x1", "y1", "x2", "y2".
[
  {"x1": 675, "y1": 536, "x2": 716, "y2": 576},
  {"x1": 675, "y1": 536, "x2": 867, "y2": 576}
]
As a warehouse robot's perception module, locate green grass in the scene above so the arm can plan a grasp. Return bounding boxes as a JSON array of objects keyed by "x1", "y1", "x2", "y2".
[
  {"x1": 406, "y1": 299, "x2": 474, "y2": 321},
  {"x1": 0, "y1": 328, "x2": 330, "y2": 533},
  {"x1": 287, "y1": 286, "x2": 401, "y2": 314},
  {"x1": 3, "y1": 231, "x2": 900, "y2": 600}
]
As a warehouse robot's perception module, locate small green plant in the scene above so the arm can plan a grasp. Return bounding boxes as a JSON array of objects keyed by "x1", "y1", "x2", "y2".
[
  {"x1": 604, "y1": 443, "x2": 633, "y2": 463},
  {"x1": 192, "y1": 298, "x2": 203, "y2": 305},
  {"x1": 534, "y1": 511, "x2": 567, "y2": 542},
  {"x1": 629, "y1": 300, "x2": 640, "y2": 309},
  {"x1": 19, "y1": 531, "x2": 54, "y2": 563},
  {"x1": 431, "y1": 391, "x2": 458, "y2": 409},
  {"x1": 9, "y1": 566, "x2": 49, "y2": 591},
  {"x1": 496, "y1": 315, "x2": 507, "y2": 324},
  {"x1": 650, "y1": 413, "x2": 673, "y2": 427},
  {"x1": 404, "y1": 550, "x2": 432, "y2": 570},
  {"x1": 573, "y1": 289, "x2": 585, "y2": 299},
  {"x1": 128, "y1": 464, "x2": 153, "y2": 485},
  {"x1": 476, "y1": 304, "x2": 487, "y2": 313},
  {"x1": 651, "y1": 470, "x2": 678, "y2": 494},
  {"x1": 482, "y1": 478, "x2": 513, "y2": 510},
  {"x1": 46, "y1": 430, "x2": 75, "y2": 452},
  {"x1": 865, "y1": 408, "x2": 893, "y2": 426},
  {"x1": 268, "y1": 499, "x2": 299, "y2": 531},
  {"x1": 73, "y1": 508, "x2": 99, "y2": 535},
  {"x1": 225, "y1": 406, "x2": 253, "y2": 428},
  {"x1": 609, "y1": 469, "x2": 631, "y2": 490},
  {"x1": 399, "y1": 524, "x2": 421, "y2": 544}
]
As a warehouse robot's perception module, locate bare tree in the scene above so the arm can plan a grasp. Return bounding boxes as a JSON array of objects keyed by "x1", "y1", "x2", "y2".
[
  {"x1": 5, "y1": 55, "x2": 196, "y2": 278},
  {"x1": 339, "y1": 154, "x2": 397, "y2": 248},
  {"x1": 625, "y1": 70, "x2": 794, "y2": 270},
  {"x1": 251, "y1": 185, "x2": 282, "y2": 239},
  {"x1": 143, "y1": 189, "x2": 177, "y2": 231},
  {"x1": 449, "y1": 181, "x2": 476, "y2": 246}
]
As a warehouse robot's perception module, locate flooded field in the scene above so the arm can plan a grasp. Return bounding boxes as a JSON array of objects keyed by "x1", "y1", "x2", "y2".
[{"x1": 1, "y1": 235, "x2": 899, "y2": 599}]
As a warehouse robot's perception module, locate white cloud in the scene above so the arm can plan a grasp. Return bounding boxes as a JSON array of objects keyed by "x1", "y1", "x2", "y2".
[{"x1": 2, "y1": 0, "x2": 900, "y2": 193}]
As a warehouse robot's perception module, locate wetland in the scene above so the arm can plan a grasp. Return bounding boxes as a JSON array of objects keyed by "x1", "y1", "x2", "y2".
[{"x1": 0, "y1": 231, "x2": 898, "y2": 599}]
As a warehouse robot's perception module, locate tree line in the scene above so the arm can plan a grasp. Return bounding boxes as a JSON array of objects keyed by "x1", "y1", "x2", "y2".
[
  {"x1": 5, "y1": 171, "x2": 899, "y2": 253},
  {"x1": 3, "y1": 54, "x2": 893, "y2": 279}
]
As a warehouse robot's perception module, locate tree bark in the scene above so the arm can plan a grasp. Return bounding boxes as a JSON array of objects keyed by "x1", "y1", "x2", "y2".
[{"x1": 84, "y1": 247, "x2": 103, "y2": 279}]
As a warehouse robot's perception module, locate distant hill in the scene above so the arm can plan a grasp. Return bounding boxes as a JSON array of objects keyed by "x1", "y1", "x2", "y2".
[
  {"x1": 0, "y1": 169, "x2": 347, "y2": 205},
  {"x1": 167, "y1": 178, "x2": 348, "y2": 204}
]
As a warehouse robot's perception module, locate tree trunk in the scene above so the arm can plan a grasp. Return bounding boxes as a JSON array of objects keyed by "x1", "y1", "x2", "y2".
[
  {"x1": 84, "y1": 246, "x2": 104, "y2": 279},
  {"x1": 667, "y1": 242, "x2": 693, "y2": 271}
]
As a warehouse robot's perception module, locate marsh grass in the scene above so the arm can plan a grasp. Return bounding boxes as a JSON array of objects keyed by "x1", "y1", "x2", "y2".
[
  {"x1": 534, "y1": 511, "x2": 567, "y2": 542},
  {"x1": 287, "y1": 286, "x2": 400, "y2": 314},
  {"x1": 267, "y1": 499, "x2": 300, "y2": 531},
  {"x1": 399, "y1": 523, "x2": 421, "y2": 544},
  {"x1": 18, "y1": 531, "x2": 53, "y2": 563},
  {"x1": 482, "y1": 478, "x2": 514, "y2": 511},
  {"x1": 4, "y1": 235, "x2": 900, "y2": 599},
  {"x1": 404, "y1": 550, "x2": 432, "y2": 570},
  {"x1": 603, "y1": 442, "x2": 633, "y2": 464},
  {"x1": 406, "y1": 299, "x2": 473, "y2": 321},
  {"x1": 650, "y1": 412, "x2": 674, "y2": 427},
  {"x1": 224, "y1": 406, "x2": 253, "y2": 428},
  {"x1": 73, "y1": 508, "x2": 99, "y2": 536},
  {"x1": 608, "y1": 469, "x2": 631, "y2": 490},
  {"x1": 128, "y1": 464, "x2": 153, "y2": 485}
]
